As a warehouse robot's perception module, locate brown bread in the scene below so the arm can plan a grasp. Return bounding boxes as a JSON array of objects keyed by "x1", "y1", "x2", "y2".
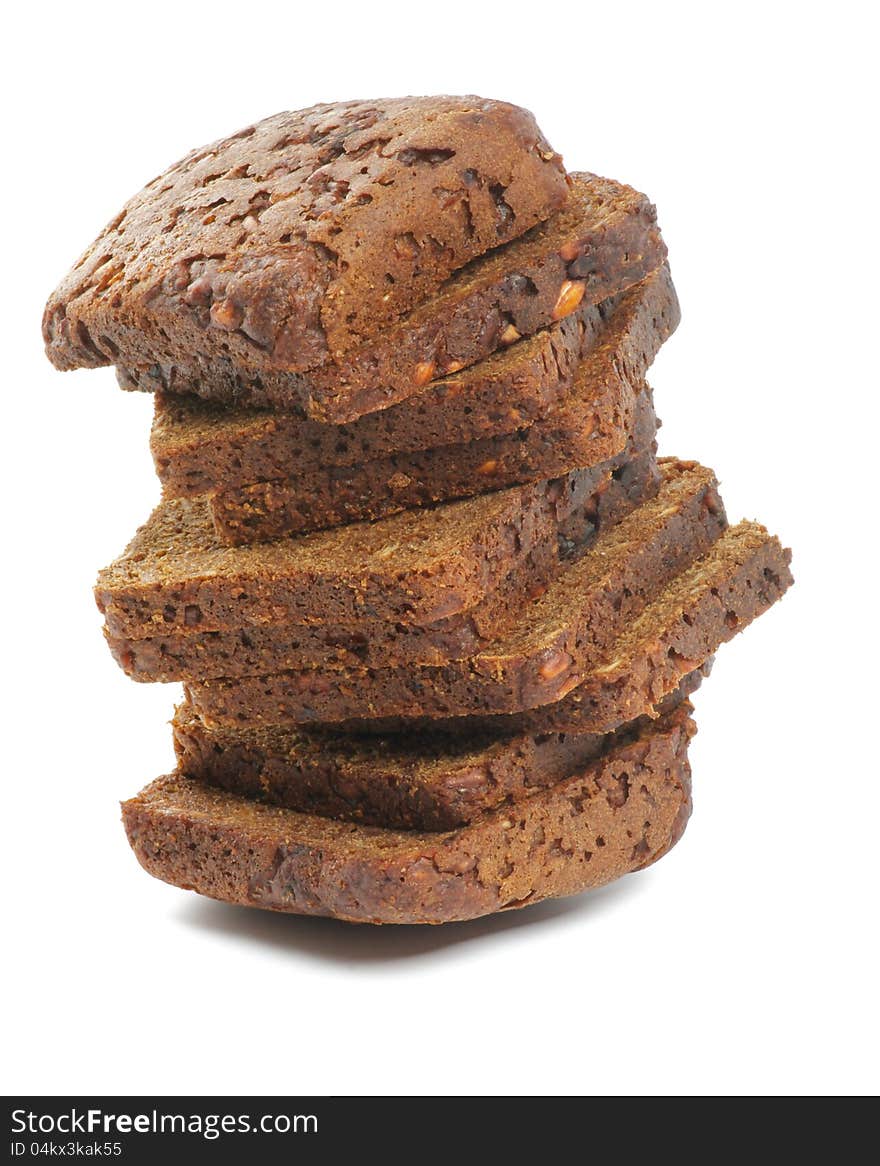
[
  {"x1": 95, "y1": 463, "x2": 619, "y2": 638},
  {"x1": 111, "y1": 173, "x2": 666, "y2": 422},
  {"x1": 338, "y1": 528, "x2": 788, "y2": 738},
  {"x1": 182, "y1": 462, "x2": 731, "y2": 724},
  {"x1": 172, "y1": 671, "x2": 705, "y2": 831},
  {"x1": 185, "y1": 519, "x2": 791, "y2": 729},
  {"x1": 106, "y1": 450, "x2": 659, "y2": 680},
  {"x1": 44, "y1": 97, "x2": 567, "y2": 379},
  {"x1": 122, "y1": 706, "x2": 694, "y2": 924},
  {"x1": 150, "y1": 265, "x2": 678, "y2": 498},
  {"x1": 208, "y1": 378, "x2": 657, "y2": 541}
]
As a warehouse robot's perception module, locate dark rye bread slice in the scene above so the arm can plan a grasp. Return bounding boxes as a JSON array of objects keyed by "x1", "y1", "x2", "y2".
[
  {"x1": 173, "y1": 672, "x2": 705, "y2": 831},
  {"x1": 334, "y1": 525, "x2": 790, "y2": 739},
  {"x1": 185, "y1": 515, "x2": 792, "y2": 730},
  {"x1": 207, "y1": 303, "x2": 663, "y2": 541},
  {"x1": 95, "y1": 460, "x2": 626, "y2": 640},
  {"x1": 122, "y1": 706, "x2": 694, "y2": 924},
  {"x1": 209, "y1": 375, "x2": 657, "y2": 543},
  {"x1": 106, "y1": 450, "x2": 659, "y2": 681},
  {"x1": 43, "y1": 97, "x2": 568, "y2": 377},
  {"x1": 184, "y1": 459, "x2": 722, "y2": 699},
  {"x1": 151, "y1": 265, "x2": 679, "y2": 497},
  {"x1": 114, "y1": 173, "x2": 667, "y2": 422},
  {"x1": 181, "y1": 460, "x2": 727, "y2": 716}
]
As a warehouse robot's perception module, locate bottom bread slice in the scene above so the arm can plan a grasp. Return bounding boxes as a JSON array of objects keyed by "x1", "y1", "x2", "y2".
[{"x1": 123, "y1": 706, "x2": 694, "y2": 925}]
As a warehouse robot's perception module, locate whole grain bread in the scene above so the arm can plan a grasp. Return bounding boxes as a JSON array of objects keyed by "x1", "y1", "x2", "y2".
[
  {"x1": 181, "y1": 461, "x2": 728, "y2": 722},
  {"x1": 95, "y1": 459, "x2": 634, "y2": 639},
  {"x1": 332, "y1": 527, "x2": 788, "y2": 738},
  {"x1": 208, "y1": 376, "x2": 657, "y2": 542},
  {"x1": 111, "y1": 173, "x2": 666, "y2": 422},
  {"x1": 122, "y1": 706, "x2": 694, "y2": 924},
  {"x1": 151, "y1": 265, "x2": 679, "y2": 498},
  {"x1": 184, "y1": 517, "x2": 792, "y2": 729},
  {"x1": 173, "y1": 671, "x2": 705, "y2": 831},
  {"x1": 105, "y1": 449, "x2": 659, "y2": 681},
  {"x1": 44, "y1": 97, "x2": 567, "y2": 381}
]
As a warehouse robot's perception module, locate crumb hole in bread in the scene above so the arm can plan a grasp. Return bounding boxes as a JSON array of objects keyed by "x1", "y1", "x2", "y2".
[
  {"x1": 397, "y1": 147, "x2": 455, "y2": 166},
  {"x1": 489, "y1": 182, "x2": 514, "y2": 233}
]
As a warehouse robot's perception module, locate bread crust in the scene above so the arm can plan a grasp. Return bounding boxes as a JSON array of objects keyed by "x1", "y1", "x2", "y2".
[{"x1": 44, "y1": 97, "x2": 568, "y2": 384}]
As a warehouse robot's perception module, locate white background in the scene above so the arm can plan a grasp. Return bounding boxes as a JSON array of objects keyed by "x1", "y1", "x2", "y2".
[{"x1": 2, "y1": 0, "x2": 877, "y2": 1097}]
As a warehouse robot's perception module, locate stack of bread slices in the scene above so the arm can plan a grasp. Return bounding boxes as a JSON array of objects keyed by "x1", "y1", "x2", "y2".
[{"x1": 43, "y1": 97, "x2": 792, "y2": 924}]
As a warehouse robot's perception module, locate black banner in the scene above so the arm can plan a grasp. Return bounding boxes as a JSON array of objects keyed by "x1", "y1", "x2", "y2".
[{"x1": 5, "y1": 1098, "x2": 559, "y2": 1162}]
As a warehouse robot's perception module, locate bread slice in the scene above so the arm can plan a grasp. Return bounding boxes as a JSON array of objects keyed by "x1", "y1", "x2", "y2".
[
  {"x1": 177, "y1": 460, "x2": 727, "y2": 711},
  {"x1": 106, "y1": 449, "x2": 659, "y2": 680},
  {"x1": 122, "y1": 706, "x2": 694, "y2": 924},
  {"x1": 96, "y1": 457, "x2": 623, "y2": 637},
  {"x1": 151, "y1": 265, "x2": 679, "y2": 499},
  {"x1": 44, "y1": 97, "x2": 568, "y2": 377},
  {"x1": 173, "y1": 670, "x2": 705, "y2": 831},
  {"x1": 339, "y1": 527, "x2": 788, "y2": 738},
  {"x1": 184, "y1": 515, "x2": 792, "y2": 729},
  {"x1": 209, "y1": 373, "x2": 657, "y2": 541},
  {"x1": 112, "y1": 173, "x2": 666, "y2": 422},
  {"x1": 206, "y1": 290, "x2": 665, "y2": 539}
]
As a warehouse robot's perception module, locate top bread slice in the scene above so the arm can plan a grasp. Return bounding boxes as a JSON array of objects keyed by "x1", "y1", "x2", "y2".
[
  {"x1": 113, "y1": 172, "x2": 665, "y2": 422},
  {"x1": 43, "y1": 96, "x2": 567, "y2": 379}
]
